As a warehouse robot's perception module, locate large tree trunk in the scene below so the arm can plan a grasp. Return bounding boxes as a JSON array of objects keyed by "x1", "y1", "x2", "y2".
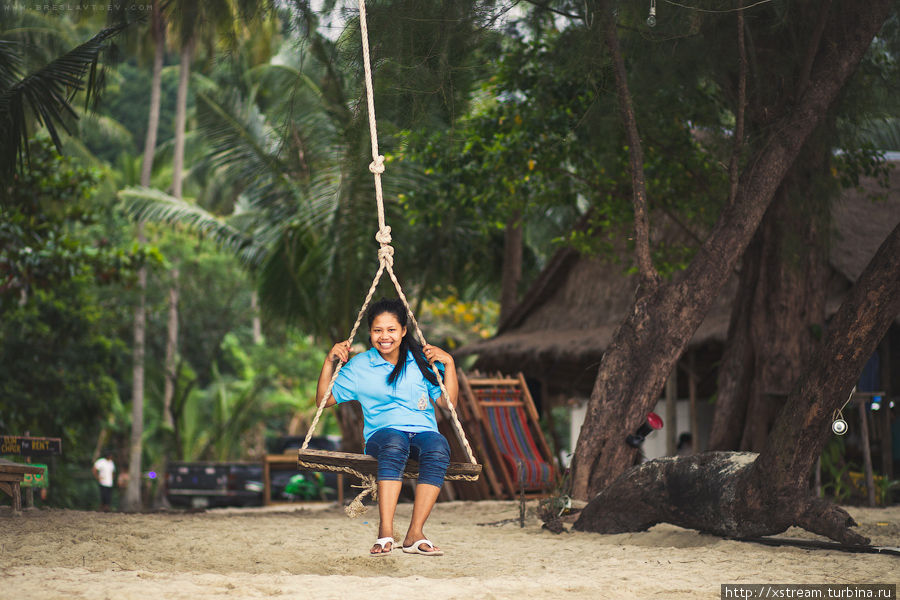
[
  {"x1": 710, "y1": 138, "x2": 831, "y2": 451},
  {"x1": 575, "y1": 220, "x2": 900, "y2": 544},
  {"x1": 738, "y1": 187, "x2": 829, "y2": 451},
  {"x1": 124, "y1": 0, "x2": 164, "y2": 512},
  {"x1": 706, "y1": 232, "x2": 759, "y2": 450},
  {"x1": 570, "y1": 0, "x2": 893, "y2": 501}
]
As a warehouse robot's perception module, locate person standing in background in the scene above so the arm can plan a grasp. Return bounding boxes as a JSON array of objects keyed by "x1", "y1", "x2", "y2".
[{"x1": 92, "y1": 450, "x2": 116, "y2": 511}]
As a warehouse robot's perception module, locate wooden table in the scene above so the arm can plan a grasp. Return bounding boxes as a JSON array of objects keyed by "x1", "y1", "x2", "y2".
[{"x1": 0, "y1": 459, "x2": 45, "y2": 514}]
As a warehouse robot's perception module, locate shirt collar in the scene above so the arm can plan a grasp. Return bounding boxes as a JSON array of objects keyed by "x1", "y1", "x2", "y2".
[{"x1": 367, "y1": 346, "x2": 414, "y2": 368}]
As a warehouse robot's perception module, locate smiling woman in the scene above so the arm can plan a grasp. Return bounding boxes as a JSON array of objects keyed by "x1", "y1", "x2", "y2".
[{"x1": 314, "y1": 298, "x2": 459, "y2": 556}]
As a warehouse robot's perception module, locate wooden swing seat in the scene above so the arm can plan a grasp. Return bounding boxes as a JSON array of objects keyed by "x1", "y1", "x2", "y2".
[{"x1": 297, "y1": 449, "x2": 482, "y2": 480}]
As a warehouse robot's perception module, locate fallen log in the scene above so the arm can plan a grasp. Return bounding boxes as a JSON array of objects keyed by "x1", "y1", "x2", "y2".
[{"x1": 572, "y1": 452, "x2": 869, "y2": 546}]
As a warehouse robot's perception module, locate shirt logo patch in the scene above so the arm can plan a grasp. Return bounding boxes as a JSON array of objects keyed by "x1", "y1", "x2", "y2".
[{"x1": 417, "y1": 393, "x2": 428, "y2": 410}]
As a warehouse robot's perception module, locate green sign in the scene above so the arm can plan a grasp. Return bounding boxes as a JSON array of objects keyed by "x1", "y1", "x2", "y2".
[{"x1": 22, "y1": 464, "x2": 48, "y2": 488}]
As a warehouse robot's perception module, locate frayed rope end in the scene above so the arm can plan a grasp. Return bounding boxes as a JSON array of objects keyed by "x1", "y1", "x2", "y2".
[{"x1": 344, "y1": 475, "x2": 378, "y2": 518}]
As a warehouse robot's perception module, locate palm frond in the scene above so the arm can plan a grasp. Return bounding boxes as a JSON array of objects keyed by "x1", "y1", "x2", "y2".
[
  {"x1": 193, "y1": 84, "x2": 346, "y2": 237},
  {"x1": 195, "y1": 88, "x2": 285, "y2": 182},
  {"x1": 119, "y1": 186, "x2": 260, "y2": 255},
  {"x1": 77, "y1": 111, "x2": 135, "y2": 148},
  {"x1": 0, "y1": 40, "x2": 23, "y2": 90},
  {"x1": 0, "y1": 22, "x2": 129, "y2": 176}
]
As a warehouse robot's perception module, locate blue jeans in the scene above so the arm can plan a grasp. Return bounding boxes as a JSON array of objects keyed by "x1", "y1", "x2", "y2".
[{"x1": 365, "y1": 428, "x2": 450, "y2": 488}]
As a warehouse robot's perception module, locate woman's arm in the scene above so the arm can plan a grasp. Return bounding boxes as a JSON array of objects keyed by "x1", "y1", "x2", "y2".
[
  {"x1": 315, "y1": 341, "x2": 350, "y2": 408},
  {"x1": 423, "y1": 344, "x2": 458, "y2": 408}
]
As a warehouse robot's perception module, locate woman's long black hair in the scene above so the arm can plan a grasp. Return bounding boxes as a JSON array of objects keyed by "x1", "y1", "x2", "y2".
[{"x1": 367, "y1": 297, "x2": 439, "y2": 387}]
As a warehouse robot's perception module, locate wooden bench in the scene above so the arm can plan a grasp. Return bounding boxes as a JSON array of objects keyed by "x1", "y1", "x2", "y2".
[{"x1": 0, "y1": 459, "x2": 45, "y2": 514}]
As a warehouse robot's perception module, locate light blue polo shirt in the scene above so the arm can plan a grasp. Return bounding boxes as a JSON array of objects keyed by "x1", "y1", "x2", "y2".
[{"x1": 331, "y1": 347, "x2": 444, "y2": 443}]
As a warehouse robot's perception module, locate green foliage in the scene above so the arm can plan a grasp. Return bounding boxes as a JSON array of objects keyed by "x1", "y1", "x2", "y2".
[
  {"x1": 402, "y1": 23, "x2": 728, "y2": 285},
  {"x1": 1, "y1": 138, "x2": 152, "y2": 310},
  {"x1": 0, "y1": 279, "x2": 128, "y2": 507},
  {"x1": 874, "y1": 476, "x2": 900, "y2": 506},
  {"x1": 0, "y1": 137, "x2": 148, "y2": 508},
  {"x1": 0, "y1": 280, "x2": 125, "y2": 437},
  {"x1": 833, "y1": 145, "x2": 894, "y2": 194},
  {"x1": 819, "y1": 437, "x2": 855, "y2": 503},
  {"x1": 82, "y1": 61, "x2": 181, "y2": 161},
  {"x1": 176, "y1": 331, "x2": 330, "y2": 461}
]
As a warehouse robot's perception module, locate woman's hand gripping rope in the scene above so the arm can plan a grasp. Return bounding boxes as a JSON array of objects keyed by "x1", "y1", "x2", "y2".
[{"x1": 328, "y1": 340, "x2": 351, "y2": 363}]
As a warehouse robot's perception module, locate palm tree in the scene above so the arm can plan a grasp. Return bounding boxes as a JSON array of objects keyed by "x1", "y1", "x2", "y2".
[
  {"x1": 121, "y1": 2, "x2": 495, "y2": 336},
  {"x1": 159, "y1": 0, "x2": 272, "y2": 442},
  {"x1": 122, "y1": 0, "x2": 166, "y2": 514}
]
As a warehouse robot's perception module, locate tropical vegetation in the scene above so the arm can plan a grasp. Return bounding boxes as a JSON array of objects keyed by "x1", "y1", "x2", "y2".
[{"x1": 1, "y1": 0, "x2": 897, "y2": 522}]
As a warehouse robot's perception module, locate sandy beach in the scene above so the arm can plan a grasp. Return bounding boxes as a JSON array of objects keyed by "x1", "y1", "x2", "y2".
[{"x1": 2, "y1": 500, "x2": 897, "y2": 599}]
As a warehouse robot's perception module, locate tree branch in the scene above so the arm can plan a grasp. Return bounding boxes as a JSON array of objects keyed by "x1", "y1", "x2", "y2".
[
  {"x1": 517, "y1": 0, "x2": 583, "y2": 21},
  {"x1": 597, "y1": 0, "x2": 659, "y2": 287},
  {"x1": 796, "y1": 0, "x2": 833, "y2": 99},
  {"x1": 796, "y1": 497, "x2": 869, "y2": 546},
  {"x1": 728, "y1": 3, "x2": 747, "y2": 205}
]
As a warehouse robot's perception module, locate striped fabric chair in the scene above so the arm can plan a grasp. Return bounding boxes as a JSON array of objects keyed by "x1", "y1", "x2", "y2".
[
  {"x1": 481, "y1": 388, "x2": 554, "y2": 490},
  {"x1": 459, "y1": 372, "x2": 556, "y2": 497}
]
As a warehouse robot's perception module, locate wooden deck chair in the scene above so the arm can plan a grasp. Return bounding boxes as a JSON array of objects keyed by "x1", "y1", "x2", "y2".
[
  {"x1": 458, "y1": 371, "x2": 557, "y2": 498},
  {"x1": 434, "y1": 376, "x2": 506, "y2": 501}
]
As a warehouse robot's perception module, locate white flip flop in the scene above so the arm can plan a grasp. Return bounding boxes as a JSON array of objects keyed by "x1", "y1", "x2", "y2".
[
  {"x1": 370, "y1": 536, "x2": 395, "y2": 556},
  {"x1": 402, "y1": 539, "x2": 444, "y2": 556}
]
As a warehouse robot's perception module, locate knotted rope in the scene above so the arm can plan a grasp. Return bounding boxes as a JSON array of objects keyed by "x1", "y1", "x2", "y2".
[{"x1": 299, "y1": 0, "x2": 478, "y2": 517}]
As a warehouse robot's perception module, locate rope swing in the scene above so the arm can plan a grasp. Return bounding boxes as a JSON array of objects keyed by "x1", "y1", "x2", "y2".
[{"x1": 298, "y1": 0, "x2": 481, "y2": 517}]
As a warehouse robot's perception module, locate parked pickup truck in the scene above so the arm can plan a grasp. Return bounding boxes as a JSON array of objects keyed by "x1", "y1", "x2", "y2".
[{"x1": 166, "y1": 462, "x2": 264, "y2": 509}]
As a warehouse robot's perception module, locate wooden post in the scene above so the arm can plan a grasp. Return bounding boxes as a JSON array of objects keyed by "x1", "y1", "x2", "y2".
[
  {"x1": 666, "y1": 368, "x2": 678, "y2": 456},
  {"x1": 263, "y1": 457, "x2": 271, "y2": 506},
  {"x1": 879, "y1": 337, "x2": 893, "y2": 479},
  {"x1": 689, "y1": 351, "x2": 699, "y2": 452},
  {"x1": 24, "y1": 430, "x2": 33, "y2": 510},
  {"x1": 857, "y1": 399, "x2": 877, "y2": 507}
]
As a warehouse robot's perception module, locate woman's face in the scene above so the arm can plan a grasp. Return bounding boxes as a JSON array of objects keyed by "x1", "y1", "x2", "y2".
[{"x1": 370, "y1": 312, "x2": 406, "y2": 362}]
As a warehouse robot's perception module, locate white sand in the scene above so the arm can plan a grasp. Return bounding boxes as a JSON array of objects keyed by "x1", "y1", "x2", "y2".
[{"x1": 1, "y1": 500, "x2": 897, "y2": 599}]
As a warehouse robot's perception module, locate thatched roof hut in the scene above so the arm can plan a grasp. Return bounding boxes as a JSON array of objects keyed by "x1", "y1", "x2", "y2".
[{"x1": 457, "y1": 167, "x2": 900, "y2": 402}]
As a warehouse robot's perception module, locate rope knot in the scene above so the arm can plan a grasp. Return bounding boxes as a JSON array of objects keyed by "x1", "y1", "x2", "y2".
[
  {"x1": 378, "y1": 244, "x2": 394, "y2": 267},
  {"x1": 369, "y1": 155, "x2": 386, "y2": 175},
  {"x1": 374, "y1": 226, "x2": 392, "y2": 245}
]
